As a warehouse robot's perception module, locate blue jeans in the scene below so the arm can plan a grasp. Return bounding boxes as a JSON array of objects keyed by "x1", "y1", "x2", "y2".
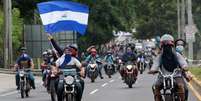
[{"x1": 16, "y1": 70, "x2": 35, "y2": 88}]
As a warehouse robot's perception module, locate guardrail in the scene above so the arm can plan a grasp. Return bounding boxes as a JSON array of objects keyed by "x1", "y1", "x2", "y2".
[{"x1": 0, "y1": 68, "x2": 42, "y2": 76}]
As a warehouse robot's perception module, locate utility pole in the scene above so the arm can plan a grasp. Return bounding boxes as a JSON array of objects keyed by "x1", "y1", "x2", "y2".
[
  {"x1": 177, "y1": 0, "x2": 181, "y2": 38},
  {"x1": 3, "y1": 0, "x2": 12, "y2": 68},
  {"x1": 187, "y1": 0, "x2": 195, "y2": 65},
  {"x1": 3, "y1": 0, "x2": 8, "y2": 69},
  {"x1": 181, "y1": 0, "x2": 186, "y2": 40},
  {"x1": 8, "y1": 0, "x2": 13, "y2": 67}
]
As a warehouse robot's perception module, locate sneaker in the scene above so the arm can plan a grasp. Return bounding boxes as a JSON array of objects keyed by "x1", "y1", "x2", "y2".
[
  {"x1": 32, "y1": 86, "x2": 36, "y2": 89},
  {"x1": 16, "y1": 86, "x2": 20, "y2": 90}
]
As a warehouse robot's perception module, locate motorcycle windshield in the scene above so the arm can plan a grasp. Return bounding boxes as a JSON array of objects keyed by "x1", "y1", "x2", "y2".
[{"x1": 61, "y1": 69, "x2": 77, "y2": 76}]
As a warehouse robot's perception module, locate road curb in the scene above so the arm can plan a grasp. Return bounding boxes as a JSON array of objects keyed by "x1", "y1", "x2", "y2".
[
  {"x1": 191, "y1": 73, "x2": 201, "y2": 92},
  {"x1": 189, "y1": 72, "x2": 201, "y2": 101}
]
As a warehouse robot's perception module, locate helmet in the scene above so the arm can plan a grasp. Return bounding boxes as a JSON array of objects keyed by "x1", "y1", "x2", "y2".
[
  {"x1": 63, "y1": 46, "x2": 73, "y2": 55},
  {"x1": 90, "y1": 48, "x2": 97, "y2": 53},
  {"x1": 69, "y1": 44, "x2": 78, "y2": 51},
  {"x1": 42, "y1": 51, "x2": 48, "y2": 55},
  {"x1": 160, "y1": 34, "x2": 174, "y2": 47},
  {"x1": 107, "y1": 50, "x2": 112, "y2": 54},
  {"x1": 20, "y1": 47, "x2": 27, "y2": 52},
  {"x1": 87, "y1": 45, "x2": 96, "y2": 53}
]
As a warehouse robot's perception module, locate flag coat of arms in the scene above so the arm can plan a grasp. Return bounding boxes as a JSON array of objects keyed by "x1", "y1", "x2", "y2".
[{"x1": 37, "y1": 1, "x2": 89, "y2": 35}]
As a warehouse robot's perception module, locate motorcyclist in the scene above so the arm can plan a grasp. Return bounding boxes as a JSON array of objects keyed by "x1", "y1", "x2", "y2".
[
  {"x1": 14, "y1": 47, "x2": 35, "y2": 90},
  {"x1": 120, "y1": 47, "x2": 138, "y2": 80},
  {"x1": 55, "y1": 46, "x2": 85, "y2": 101},
  {"x1": 47, "y1": 34, "x2": 78, "y2": 58},
  {"x1": 84, "y1": 46, "x2": 104, "y2": 79},
  {"x1": 145, "y1": 46, "x2": 156, "y2": 69},
  {"x1": 175, "y1": 39, "x2": 191, "y2": 101},
  {"x1": 103, "y1": 51, "x2": 115, "y2": 73},
  {"x1": 148, "y1": 34, "x2": 191, "y2": 101},
  {"x1": 137, "y1": 49, "x2": 147, "y2": 71}
]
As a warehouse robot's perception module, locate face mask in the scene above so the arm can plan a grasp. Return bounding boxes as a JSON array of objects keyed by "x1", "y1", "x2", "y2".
[
  {"x1": 91, "y1": 52, "x2": 96, "y2": 57},
  {"x1": 176, "y1": 45, "x2": 184, "y2": 53},
  {"x1": 163, "y1": 45, "x2": 173, "y2": 55}
]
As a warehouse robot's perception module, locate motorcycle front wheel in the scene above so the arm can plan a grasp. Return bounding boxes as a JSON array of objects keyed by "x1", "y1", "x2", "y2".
[
  {"x1": 164, "y1": 94, "x2": 173, "y2": 101},
  {"x1": 50, "y1": 79, "x2": 57, "y2": 101},
  {"x1": 20, "y1": 82, "x2": 25, "y2": 98},
  {"x1": 66, "y1": 94, "x2": 76, "y2": 101}
]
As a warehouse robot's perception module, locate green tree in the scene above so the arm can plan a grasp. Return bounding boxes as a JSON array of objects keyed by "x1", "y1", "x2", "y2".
[
  {"x1": 12, "y1": 8, "x2": 24, "y2": 57},
  {"x1": 133, "y1": 0, "x2": 177, "y2": 39}
]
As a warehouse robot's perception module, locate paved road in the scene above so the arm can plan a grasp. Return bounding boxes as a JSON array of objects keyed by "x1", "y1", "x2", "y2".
[{"x1": 0, "y1": 72, "x2": 199, "y2": 101}]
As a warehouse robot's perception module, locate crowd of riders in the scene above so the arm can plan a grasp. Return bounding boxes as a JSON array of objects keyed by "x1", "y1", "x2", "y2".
[{"x1": 13, "y1": 33, "x2": 192, "y2": 101}]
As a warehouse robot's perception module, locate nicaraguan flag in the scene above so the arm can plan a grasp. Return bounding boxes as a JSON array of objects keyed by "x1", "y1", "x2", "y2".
[{"x1": 37, "y1": 1, "x2": 89, "y2": 35}]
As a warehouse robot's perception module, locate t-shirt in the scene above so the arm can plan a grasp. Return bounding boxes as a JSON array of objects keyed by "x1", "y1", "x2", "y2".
[
  {"x1": 56, "y1": 54, "x2": 82, "y2": 69},
  {"x1": 151, "y1": 52, "x2": 188, "y2": 76},
  {"x1": 16, "y1": 54, "x2": 32, "y2": 68}
]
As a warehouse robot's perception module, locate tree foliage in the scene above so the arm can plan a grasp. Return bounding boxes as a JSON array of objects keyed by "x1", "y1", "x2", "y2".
[
  {"x1": 12, "y1": 8, "x2": 23, "y2": 54},
  {"x1": 133, "y1": 0, "x2": 177, "y2": 39}
]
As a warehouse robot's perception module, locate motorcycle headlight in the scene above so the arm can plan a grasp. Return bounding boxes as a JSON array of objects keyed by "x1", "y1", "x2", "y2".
[
  {"x1": 64, "y1": 76, "x2": 74, "y2": 85},
  {"x1": 19, "y1": 71, "x2": 25, "y2": 77},
  {"x1": 126, "y1": 65, "x2": 133, "y2": 70},
  {"x1": 90, "y1": 64, "x2": 96, "y2": 68}
]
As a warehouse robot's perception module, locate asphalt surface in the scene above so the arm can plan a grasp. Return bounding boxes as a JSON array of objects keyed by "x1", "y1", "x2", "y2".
[{"x1": 0, "y1": 71, "x2": 199, "y2": 101}]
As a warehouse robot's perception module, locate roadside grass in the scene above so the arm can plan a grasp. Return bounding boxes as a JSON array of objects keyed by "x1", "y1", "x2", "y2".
[{"x1": 189, "y1": 67, "x2": 201, "y2": 81}]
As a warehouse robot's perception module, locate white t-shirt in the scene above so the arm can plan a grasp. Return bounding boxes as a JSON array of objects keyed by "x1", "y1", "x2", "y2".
[
  {"x1": 56, "y1": 55, "x2": 82, "y2": 68},
  {"x1": 151, "y1": 52, "x2": 188, "y2": 76}
]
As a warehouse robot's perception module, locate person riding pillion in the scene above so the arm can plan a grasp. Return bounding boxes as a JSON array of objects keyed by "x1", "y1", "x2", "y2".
[
  {"x1": 14, "y1": 47, "x2": 36, "y2": 90},
  {"x1": 55, "y1": 46, "x2": 85, "y2": 101},
  {"x1": 148, "y1": 34, "x2": 191, "y2": 101},
  {"x1": 175, "y1": 38, "x2": 192, "y2": 100}
]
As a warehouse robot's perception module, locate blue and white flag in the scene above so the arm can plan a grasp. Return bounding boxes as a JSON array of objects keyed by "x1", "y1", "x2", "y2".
[{"x1": 37, "y1": 1, "x2": 89, "y2": 35}]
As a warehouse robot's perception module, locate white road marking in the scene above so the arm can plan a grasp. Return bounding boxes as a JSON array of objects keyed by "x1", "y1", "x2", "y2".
[
  {"x1": 101, "y1": 83, "x2": 108, "y2": 87},
  {"x1": 109, "y1": 79, "x2": 115, "y2": 83},
  {"x1": 89, "y1": 89, "x2": 99, "y2": 95},
  {"x1": 0, "y1": 91, "x2": 18, "y2": 97}
]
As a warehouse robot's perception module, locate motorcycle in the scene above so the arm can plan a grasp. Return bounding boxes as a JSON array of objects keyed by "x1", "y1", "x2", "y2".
[
  {"x1": 156, "y1": 68, "x2": 185, "y2": 101},
  {"x1": 19, "y1": 68, "x2": 31, "y2": 98},
  {"x1": 124, "y1": 62, "x2": 138, "y2": 88},
  {"x1": 138, "y1": 57, "x2": 145, "y2": 74},
  {"x1": 48, "y1": 66, "x2": 58, "y2": 101},
  {"x1": 60, "y1": 68, "x2": 80, "y2": 101},
  {"x1": 87, "y1": 62, "x2": 99, "y2": 82},
  {"x1": 104, "y1": 62, "x2": 114, "y2": 78},
  {"x1": 145, "y1": 52, "x2": 153, "y2": 69},
  {"x1": 117, "y1": 57, "x2": 123, "y2": 71},
  {"x1": 43, "y1": 64, "x2": 51, "y2": 87}
]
